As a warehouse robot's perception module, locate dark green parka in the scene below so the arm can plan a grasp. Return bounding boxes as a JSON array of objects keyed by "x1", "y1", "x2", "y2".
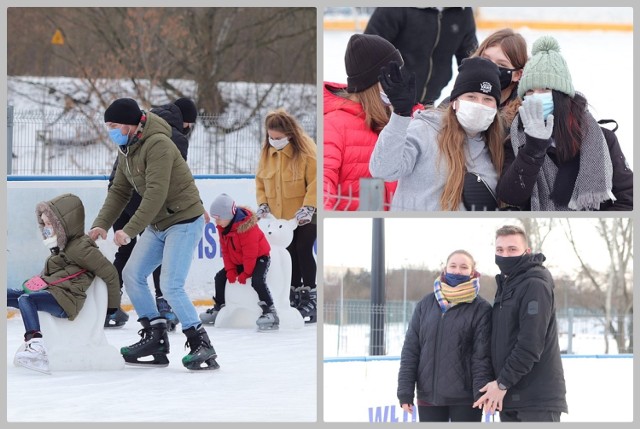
[
  {"x1": 36, "y1": 193, "x2": 121, "y2": 320},
  {"x1": 92, "y1": 111, "x2": 204, "y2": 237}
]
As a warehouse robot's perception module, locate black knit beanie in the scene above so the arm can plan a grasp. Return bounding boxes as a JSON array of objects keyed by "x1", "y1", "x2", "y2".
[
  {"x1": 104, "y1": 98, "x2": 143, "y2": 125},
  {"x1": 174, "y1": 97, "x2": 198, "y2": 123},
  {"x1": 450, "y1": 57, "x2": 502, "y2": 105},
  {"x1": 345, "y1": 34, "x2": 403, "y2": 93}
]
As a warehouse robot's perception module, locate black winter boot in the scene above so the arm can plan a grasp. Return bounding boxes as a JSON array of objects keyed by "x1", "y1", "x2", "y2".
[
  {"x1": 120, "y1": 317, "x2": 170, "y2": 367},
  {"x1": 182, "y1": 325, "x2": 219, "y2": 371},
  {"x1": 297, "y1": 286, "x2": 317, "y2": 324},
  {"x1": 290, "y1": 286, "x2": 301, "y2": 308}
]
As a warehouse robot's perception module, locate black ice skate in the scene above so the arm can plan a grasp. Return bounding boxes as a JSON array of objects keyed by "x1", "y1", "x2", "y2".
[
  {"x1": 290, "y1": 286, "x2": 301, "y2": 308},
  {"x1": 256, "y1": 301, "x2": 280, "y2": 332},
  {"x1": 182, "y1": 326, "x2": 219, "y2": 371},
  {"x1": 120, "y1": 317, "x2": 170, "y2": 367},
  {"x1": 156, "y1": 297, "x2": 179, "y2": 332},
  {"x1": 104, "y1": 307, "x2": 129, "y2": 328},
  {"x1": 297, "y1": 286, "x2": 317, "y2": 324}
]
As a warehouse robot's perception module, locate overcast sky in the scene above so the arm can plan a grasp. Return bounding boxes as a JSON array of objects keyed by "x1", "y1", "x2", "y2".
[{"x1": 323, "y1": 218, "x2": 622, "y2": 277}]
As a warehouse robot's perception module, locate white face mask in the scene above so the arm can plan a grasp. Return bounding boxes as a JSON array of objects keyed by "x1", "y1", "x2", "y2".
[
  {"x1": 380, "y1": 91, "x2": 391, "y2": 106},
  {"x1": 454, "y1": 99, "x2": 498, "y2": 135},
  {"x1": 43, "y1": 235, "x2": 58, "y2": 249},
  {"x1": 268, "y1": 136, "x2": 289, "y2": 150}
]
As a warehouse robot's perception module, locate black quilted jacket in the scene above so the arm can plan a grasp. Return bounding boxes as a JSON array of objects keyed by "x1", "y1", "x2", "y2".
[
  {"x1": 492, "y1": 253, "x2": 568, "y2": 413},
  {"x1": 397, "y1": 290, "x2": 493, "y2": 406}
]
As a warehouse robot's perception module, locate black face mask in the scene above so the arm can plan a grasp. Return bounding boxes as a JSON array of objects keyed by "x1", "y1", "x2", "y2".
[
  {"x1": 498, "y1": 66, "x2": 517, "y2": 90},
  {"x1": 495, "y1": 252, "x2": 527, "y2": 276},
  {"x1": 182, "y1": 124, "x2": 195, "y2": 138}
]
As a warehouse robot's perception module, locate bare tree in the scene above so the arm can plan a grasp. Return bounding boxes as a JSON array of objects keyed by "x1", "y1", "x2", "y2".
[{"x1": 562, "y1": 218, "x2": 633, "y2": 353}]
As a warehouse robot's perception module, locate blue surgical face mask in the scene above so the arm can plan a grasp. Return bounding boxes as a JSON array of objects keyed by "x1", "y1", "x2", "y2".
[
  {"x1": 529, "y1": 92, "x2": 554, "y2": 120},
  {"x1": 443, "y1": 272, "x2": 472, "y2": 287},
  {"x1": 42, "y1": 226, "x2": 54, "y2": 239},
  {"x1": 108, "y1": 128, "x2": 130, "y2": 146}
]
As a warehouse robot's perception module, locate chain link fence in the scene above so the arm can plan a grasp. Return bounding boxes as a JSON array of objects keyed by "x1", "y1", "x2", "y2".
[
  {"x1": 324, "y1": 300, "x2": 632, "y2": 357},
  {"x1": 7, "y1": 109, "x2": 316, "y2": 176}
]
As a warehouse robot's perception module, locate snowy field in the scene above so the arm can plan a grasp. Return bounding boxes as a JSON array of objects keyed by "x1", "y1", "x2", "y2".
[
  {"x1": 5, "y1": 310, "x2": 317, "y2": 422},
  {"x1": 323, "y1": 356, "x2": 633, "y2": 422},
  {"x1": 323, "y1": 13, "x2": 634, "y2": 168}
]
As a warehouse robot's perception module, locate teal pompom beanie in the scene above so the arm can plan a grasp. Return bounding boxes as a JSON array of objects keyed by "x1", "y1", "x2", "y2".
[{"x1": 518, "y1": 36, "x2": 575, "y2": 99}]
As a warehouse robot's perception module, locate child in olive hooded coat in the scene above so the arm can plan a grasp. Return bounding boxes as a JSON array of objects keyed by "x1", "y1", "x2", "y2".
[{"x1": 7, "y1": 193, "x2": 121, "y2": 374}]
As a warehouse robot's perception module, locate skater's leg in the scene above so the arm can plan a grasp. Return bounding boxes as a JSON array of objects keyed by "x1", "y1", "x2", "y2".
[
  {"x1": 122, "y1": 227, "x2": 164, "y2": 320},
  {"x1": 294, "y1": 222, "x2": 317, "y2": 288},
  {"x1": 249, "y1": 256, "x2": 274, "y2": 306},
  {"x1": 199, "y1": 268, "x2": 227, "y2": 324},
  {"x1": 152, "y1": 265, "x2": 162, "y2": 298},
  {"x1": 213, "y1": 268, "x2": 227, "y2": 306},
  {"x1": 16, "y1": 290, "x2": 67, "y2": 332},
  {"x1": 158, "y1": 216, "x2": 205, "y2": 331}
]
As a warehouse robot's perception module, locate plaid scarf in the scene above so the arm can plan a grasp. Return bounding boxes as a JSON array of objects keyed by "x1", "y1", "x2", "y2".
[
  {"x1": 434, "y1": 274, "x2": 480, "y2": 313},
  {"x1": 510, "y1": 109, "x2": 614, "y2": 210}
]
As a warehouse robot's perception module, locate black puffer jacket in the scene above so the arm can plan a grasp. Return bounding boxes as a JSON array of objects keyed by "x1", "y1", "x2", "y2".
[
  {"x1": 150, "y1": 103, "x2": 189, "y2": 161},
  {"x1": 397, "y1": 289, "x2": 493, "y2": 406},
  {"x1": 492, "y1": 253, "x2": 568, "y2": 413},
  {"x1": 365, "y1": 7, "x2": 477, "y2": 105}
]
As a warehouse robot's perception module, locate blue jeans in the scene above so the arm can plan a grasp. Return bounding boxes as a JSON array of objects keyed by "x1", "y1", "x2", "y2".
[
  {"x1": 7, "y1": 288, "x2": 68, "y2": 333},
  {"x1": 122, "y1": 215, "x2": 204, "y2": 330}
]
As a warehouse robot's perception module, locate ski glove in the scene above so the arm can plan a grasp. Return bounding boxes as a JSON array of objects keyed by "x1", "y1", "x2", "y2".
[
  {"x1": 378, "y1": 61, "x2": 416, "y2": 117},
  {"x1": 226, "y1": 269, "x2": 238, "y2": 283},
  {"x1": 519, "y1": 96, "x2": 555, "y2": 142},
  {"x1": 237, "y1": 272, "x2": 250, "y2": 285},
  {"x1": 256, "y1": 203, "x2": 270, "y2": 218},
  {"x1": 295, "y1": 206, "x2": 315, "y2": 226}
]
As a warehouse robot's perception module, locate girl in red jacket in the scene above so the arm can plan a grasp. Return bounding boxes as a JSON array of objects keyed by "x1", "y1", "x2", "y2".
[
  {"x1": 200, "y1": 193, "x2": 279, "y2": 331},
  {"x1": 324, "y1": 33, "x2": 403, "y2": 211}
]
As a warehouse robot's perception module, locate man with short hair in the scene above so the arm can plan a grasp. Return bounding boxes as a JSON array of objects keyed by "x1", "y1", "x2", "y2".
[
  {"x1": 90, "y1": 98, "x2": 218, "y2": 371},
  {"x1": 473, "y1": 225, "x2": 567, "y2": 421}
]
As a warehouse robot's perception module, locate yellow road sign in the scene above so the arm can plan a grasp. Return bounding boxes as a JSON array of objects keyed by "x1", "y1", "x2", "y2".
[{"x1": 51, "y1": 29, "x2": 64, "y2": 45}]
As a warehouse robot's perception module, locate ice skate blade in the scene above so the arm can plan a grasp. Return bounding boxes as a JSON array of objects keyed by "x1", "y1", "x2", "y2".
[
  {"x1": 104, "y1": 323, "x2": 124, "y2": 329},
  {"x1": 124, "y1": 361, "x2": 170, "y2": 368},
  {"x1": 257, "y1": 325, "x2": 280, "y2": 332},
  {"x1": 15, "y1": 359, "x2": 51, "y2": 375},
  {"x1": 185, "y1": 358, "x2": 220, "y2": 371}
]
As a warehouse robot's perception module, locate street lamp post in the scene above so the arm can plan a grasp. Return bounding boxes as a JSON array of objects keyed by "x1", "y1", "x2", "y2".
[{"x1": 403, "y1": 262, "x2": 408, "y2": 334}]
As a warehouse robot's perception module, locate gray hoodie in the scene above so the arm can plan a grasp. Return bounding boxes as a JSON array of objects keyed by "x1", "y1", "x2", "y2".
[{"x1": 369, "y1": 109, "x2": 498, "y2": 211}]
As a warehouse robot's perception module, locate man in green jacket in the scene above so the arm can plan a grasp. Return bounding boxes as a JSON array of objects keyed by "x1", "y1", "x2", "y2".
[{"x1": 89, "y1": 98, "x2": 218, "y2": 371}]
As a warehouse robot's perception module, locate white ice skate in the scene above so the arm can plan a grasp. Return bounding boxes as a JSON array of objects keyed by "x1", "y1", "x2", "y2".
[
  {"x1": 256, "y1": 301, "x2": 280, "y2": 332},
  {"x1": 14, "y1": 338, "x2": 51, "y2": 375}
]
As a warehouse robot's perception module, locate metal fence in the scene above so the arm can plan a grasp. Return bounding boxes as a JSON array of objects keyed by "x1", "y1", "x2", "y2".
[
  {"x1": 7, "y1": 108, "x2": 316, "y2": 176},
  {"x1": 323, "y1": 300, "x2": 632, "y2": 357}
]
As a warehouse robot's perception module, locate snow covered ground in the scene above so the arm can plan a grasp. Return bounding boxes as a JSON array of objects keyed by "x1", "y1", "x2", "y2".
[{"x1": 5, "y1": 310, "x2": 317, "y2": 422}]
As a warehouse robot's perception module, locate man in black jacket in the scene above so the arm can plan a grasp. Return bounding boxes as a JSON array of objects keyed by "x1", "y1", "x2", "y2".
[
  {"x1": 473, "y1": 225, "x2": 568, "y2": 421},
  {"x1": 365, "y1": 7, "x2": 477, "y2": 105}
]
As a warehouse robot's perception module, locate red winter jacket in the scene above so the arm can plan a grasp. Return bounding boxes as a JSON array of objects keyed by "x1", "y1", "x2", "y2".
[
  {"x1": 323, "y1": 82, "x2": 397, "y2": 211},
  {"x1": 216, "y1": 207, "x2": 270, "y2": 277}
]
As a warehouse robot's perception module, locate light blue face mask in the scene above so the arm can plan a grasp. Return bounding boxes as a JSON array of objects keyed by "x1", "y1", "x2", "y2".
[
  {"x1": 529, "y1": 92, "x2": 554, "y2": 120},
  {"x1": 108, "y1": 128, "x2": 129, "y2": 146}
]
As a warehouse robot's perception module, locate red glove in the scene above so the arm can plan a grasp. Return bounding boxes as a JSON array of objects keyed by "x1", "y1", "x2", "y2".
[
  {"x1": 226, "y1": 270, "x2": 238, "y2": 283},
  {"x1": 237, "y1": 272, "x2": 249, "y2": 284}
]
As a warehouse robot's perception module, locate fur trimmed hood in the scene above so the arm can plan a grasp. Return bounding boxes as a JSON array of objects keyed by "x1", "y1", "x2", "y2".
[
  {"x1": 235, "y1": 206, "x2": 259, "y2": 234},
  {"x1": 36, "y1": 193, "x2": 86, "y2": 250}
]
